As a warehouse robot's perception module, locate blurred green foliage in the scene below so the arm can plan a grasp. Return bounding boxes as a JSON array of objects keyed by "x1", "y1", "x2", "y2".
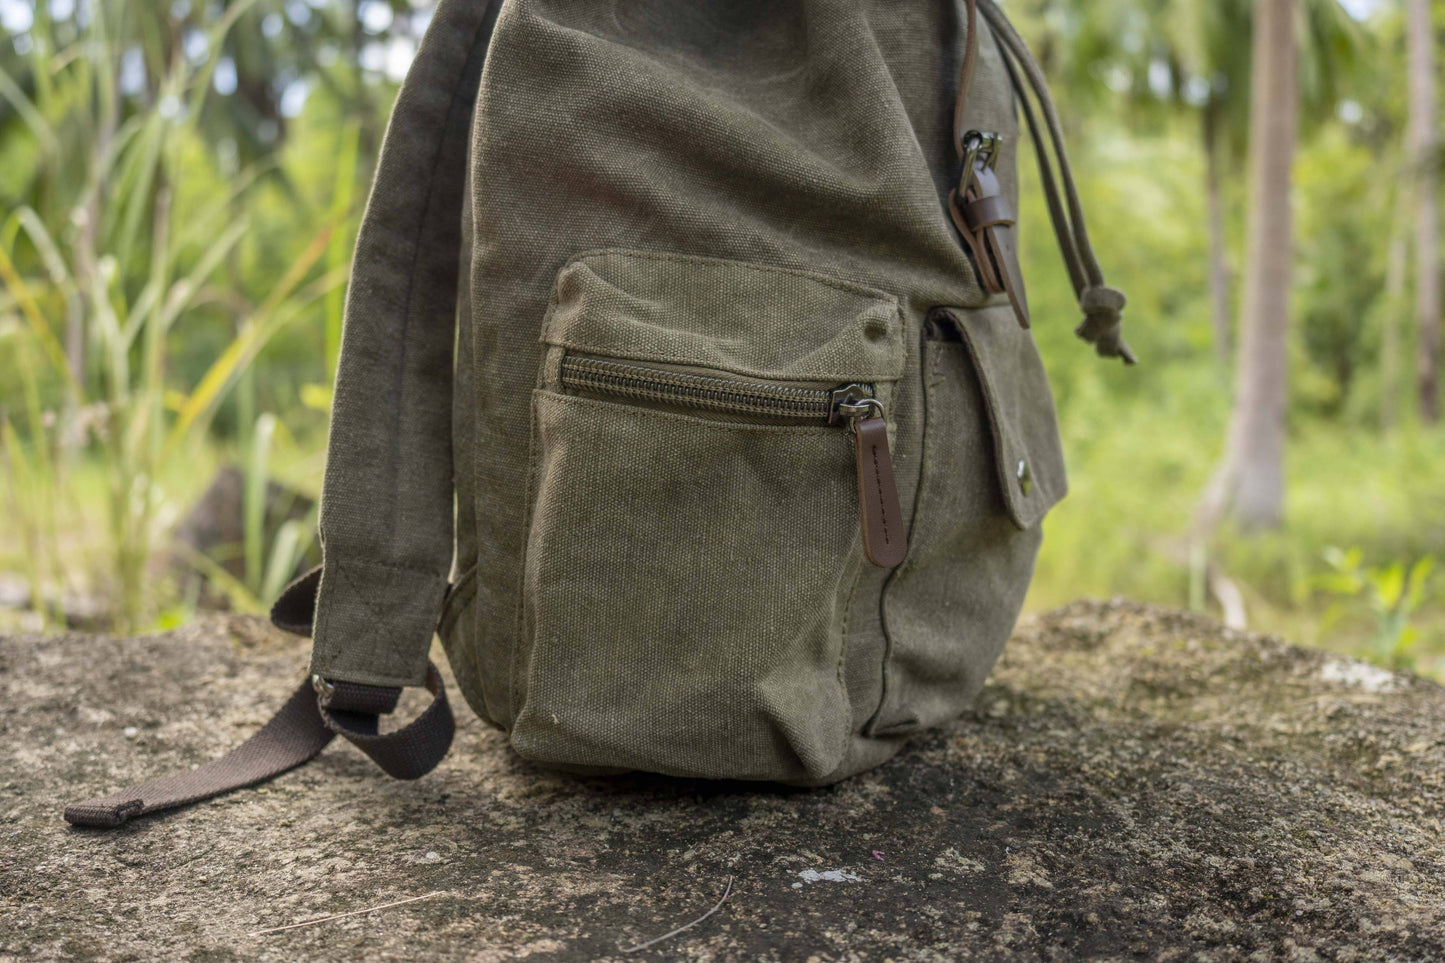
[
  {"x1": 1, "y1": 0, "x2": 1442, "y2": 675},
  {"x1": 1314, "y1": 547, "x2": 1436, "y2": 669}
]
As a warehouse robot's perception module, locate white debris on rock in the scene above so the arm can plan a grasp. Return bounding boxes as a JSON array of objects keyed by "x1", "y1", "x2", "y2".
[
  {"x1": 797, "y1": 869, "x2": 861, "y2": 885},
  {"x1": 1319, "y1": 659, "x2": 1400, "y2": 694}
]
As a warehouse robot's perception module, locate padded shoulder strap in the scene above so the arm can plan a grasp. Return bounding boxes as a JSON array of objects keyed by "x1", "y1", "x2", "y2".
[
  {"x1": 311, "y1": 0, "x2": 496, "y2": 689},
  {"x1": 64, "y1": 0, "x2": 500, "y2": 829}
]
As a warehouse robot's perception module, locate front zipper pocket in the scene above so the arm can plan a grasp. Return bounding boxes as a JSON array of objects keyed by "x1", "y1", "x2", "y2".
[
  {"x1": 510, "y1": 250, "x2": 905, "y2": 782},
  {"x1": 558, "y1": 355, "x2": 906, "y2": 567}
]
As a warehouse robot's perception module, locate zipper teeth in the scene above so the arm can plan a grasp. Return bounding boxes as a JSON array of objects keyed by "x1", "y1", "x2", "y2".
[{"x1": 560, "y1": 355, "x2": 838, "y2": 421}]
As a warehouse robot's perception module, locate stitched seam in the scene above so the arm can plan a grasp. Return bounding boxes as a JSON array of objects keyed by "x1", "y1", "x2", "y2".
[
  {"x1": 867, "y1": 338, "x2": 939, "y2": 735},
  {"x1": 823, "y1": 552, "x2": 866, "y2": 779},
  {"x1": 510, "y1": 391, "x2": 545, "y2": 726},
  {"x1": 336, "y1": 559, "x2": 448, "y2": 578},
  {"x1": 561, "y1": 248, "x2": 903, "y2": 304},
  {"x1": 835, "y1": 545, "x2": 865, "y2": 691},
  {"x1": 334, "y1": 564, "x2": 404, "y2": 672},
  {"x1": 313, "y1": 560, "x2": 339, "y2": 678},
  {"x1": 335, "y1": 561, "x2": 435, "y2": 676},
  {"x1": 318, "y1": 559, "x2": 444, "y2": 683},
  {"x1": 464, "y1": 6, "x2": 507, "y2": 731}
]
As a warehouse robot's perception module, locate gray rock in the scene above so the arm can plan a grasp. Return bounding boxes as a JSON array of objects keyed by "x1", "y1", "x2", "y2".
[
  {"x1": 2, "y1": 599, "x2": 1443, "y2": 962},
  {"x1": 0, "y1": 573, "x2": 111, "y2": 632},
  {"x1": 0, "y1": 573, "x2": 30, "y2": 610},
  {"x1": 168, "y1": 464, "x2": 317, "y2": 609}
]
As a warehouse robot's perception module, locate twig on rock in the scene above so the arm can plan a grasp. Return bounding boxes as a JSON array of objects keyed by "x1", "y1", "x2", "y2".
[
  {"x1": 621, "y1": 875, "x2": 735, "y2": 954},
  {"x1": 1208, "y1": 565, "x2": 1248, "y2": 630},
  {"x1": 247, "y1": 891, "x2": 443, "y2": 937}
]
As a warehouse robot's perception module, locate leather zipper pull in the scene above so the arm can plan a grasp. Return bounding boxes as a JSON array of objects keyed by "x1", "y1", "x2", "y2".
[
  {"x1": 853, "y1": 414, "x2": 906, "y2": 568},
  {"x1": 829, "y1": 386, "x2": 907, "y2": 568}
]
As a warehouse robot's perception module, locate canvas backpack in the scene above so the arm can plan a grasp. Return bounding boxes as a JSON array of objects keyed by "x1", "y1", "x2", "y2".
[{"x1": 67, "y1": 0, "x2": 1132, "y2": 828}]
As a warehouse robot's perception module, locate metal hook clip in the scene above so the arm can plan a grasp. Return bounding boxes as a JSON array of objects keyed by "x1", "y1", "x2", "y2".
[{"x1": 957, "y1": 129, "x2": 1001, "y2": 195}]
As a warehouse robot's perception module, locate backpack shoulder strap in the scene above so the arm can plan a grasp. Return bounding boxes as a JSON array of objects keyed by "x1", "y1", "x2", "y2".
[{"x1": 64, "y1": 0, "x2": 500, "y2": 829}]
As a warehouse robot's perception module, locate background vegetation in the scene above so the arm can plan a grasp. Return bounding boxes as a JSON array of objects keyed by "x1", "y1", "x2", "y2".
[{"x1": 1, "y1": 1, "x2": 1442, "y2": 677}]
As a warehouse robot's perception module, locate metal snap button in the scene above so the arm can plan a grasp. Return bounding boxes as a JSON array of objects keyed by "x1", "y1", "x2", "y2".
[{"x1": 1016, "y1": 459, "x2": 1032, "y2": 495}]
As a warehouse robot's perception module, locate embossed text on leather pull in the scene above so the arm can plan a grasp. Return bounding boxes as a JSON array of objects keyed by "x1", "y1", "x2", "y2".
[{"x1": 854, "y1": 416, "x2": 906, "y2": 568}]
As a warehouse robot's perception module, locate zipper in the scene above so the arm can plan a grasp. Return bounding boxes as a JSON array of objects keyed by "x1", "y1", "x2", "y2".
[{"x1": 559, "y1": 354, "x2": 906, "y2": 567}]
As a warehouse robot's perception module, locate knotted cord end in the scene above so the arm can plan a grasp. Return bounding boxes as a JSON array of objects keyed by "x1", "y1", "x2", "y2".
[{"x1": 1075, "y1": 285, "x2": 1137, "y2": 366}]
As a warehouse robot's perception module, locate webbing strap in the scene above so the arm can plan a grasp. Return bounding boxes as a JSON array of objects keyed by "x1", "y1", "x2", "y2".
[
  {"x1": 64, "y1": 0, "x2": 498, "y2": 828},
  {"x1": 63, "y1": 669, "x2": 455, "y2": 828},
  {"x1": 65, "y1": 678, "x2": 333, "y2": 828},
  {"x1": 64, "y1": 573, "x2": 456, "y2": 828}
]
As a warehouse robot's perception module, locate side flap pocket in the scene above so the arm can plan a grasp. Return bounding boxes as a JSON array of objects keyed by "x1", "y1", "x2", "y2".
[{"x1": 936, "y1": 305, "x2": 1066, "y2": 528}]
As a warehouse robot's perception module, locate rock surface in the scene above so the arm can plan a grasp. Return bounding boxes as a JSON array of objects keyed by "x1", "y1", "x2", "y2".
[
  {"x1": 168, "y1": 465, "x2": 318, "y2": 610},
  {"x1": 3, "y1": 600, "x2": 1444, "y2": 962}
]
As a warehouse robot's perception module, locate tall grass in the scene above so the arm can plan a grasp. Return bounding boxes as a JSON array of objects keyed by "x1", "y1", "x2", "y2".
[{"x1": 0, "y1": 4, "x2": 346, "y2": 630}]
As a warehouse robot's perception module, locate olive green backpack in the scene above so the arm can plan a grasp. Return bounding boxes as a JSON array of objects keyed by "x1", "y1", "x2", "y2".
[{"x1": 67, "y1": 0, "x2": 1132, "y2": 828}]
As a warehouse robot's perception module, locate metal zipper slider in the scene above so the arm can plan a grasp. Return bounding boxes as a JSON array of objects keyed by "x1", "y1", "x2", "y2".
[{"x1": 831, "y1": 387, "x2": 907, "y2": 568}]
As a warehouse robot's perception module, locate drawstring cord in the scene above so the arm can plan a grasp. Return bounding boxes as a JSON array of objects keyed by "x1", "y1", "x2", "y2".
[
  {"x1": 976, "y1": 0, "x2": 1136, "y2": 364},
  {"x1": 955, "y1": 0, "x2": 981, "y2": 158},
  {"x1": 995, "y1": 49, "x2": 1085, "y2": 296}
]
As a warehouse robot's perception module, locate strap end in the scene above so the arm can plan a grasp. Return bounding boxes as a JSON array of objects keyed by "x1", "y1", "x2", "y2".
[{"x1": 64, "y1": 798, "x2": 144, "y2": 829}]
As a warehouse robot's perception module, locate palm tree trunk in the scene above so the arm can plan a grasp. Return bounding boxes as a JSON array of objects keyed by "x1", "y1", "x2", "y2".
[
  {"x1": 1216, "y1": 0, "x2": 1297, "y2": 530},
  {"x1": 1407, "y1": 0, "x2": 1440, "y2": 423},
  {"x1": 1203, "y1": 103, "x2": 1233, "y2": 366},
  {"x1": 1382, "y1": 186, "x2": 1409, "y2": 431}
]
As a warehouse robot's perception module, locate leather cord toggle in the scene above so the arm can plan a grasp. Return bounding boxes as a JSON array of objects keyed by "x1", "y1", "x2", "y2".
[{"x1": 1076, "y1": 285, "x2": 1137, "y2": 365}]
